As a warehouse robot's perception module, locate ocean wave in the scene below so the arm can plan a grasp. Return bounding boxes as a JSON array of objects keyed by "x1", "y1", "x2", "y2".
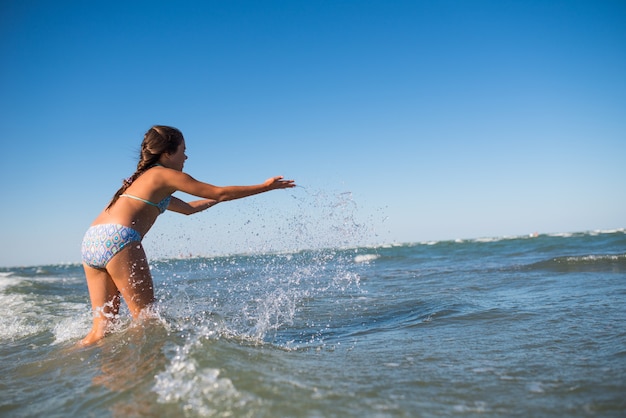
[
  {"x1": 396, "y1": 228, "x2": 626, "y2": 248},
  {"x1": 0, "y1": 293, "x2": 44, "y2": 340},
  {"x1": 527, "y1": 253, "x2": 626, "y2": 273},
  {"x1": 0, "y1": 263, "x2": 83, "y2": 278},
  {"x1": 0, "y1": 271, "x2": 90, "y2": 343}
]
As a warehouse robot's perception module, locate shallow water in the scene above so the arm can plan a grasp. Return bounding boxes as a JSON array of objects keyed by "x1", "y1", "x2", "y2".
[{"x1": 1, "y1": 230, "x2": 625, "y2": 417}]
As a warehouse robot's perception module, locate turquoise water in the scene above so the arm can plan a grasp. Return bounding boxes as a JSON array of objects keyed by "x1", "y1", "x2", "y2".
[{"x1": 1, "y1": 230, "x2": 625, "y2": 417}]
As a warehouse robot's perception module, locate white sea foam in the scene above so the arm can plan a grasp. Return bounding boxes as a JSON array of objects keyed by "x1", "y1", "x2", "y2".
[
  {"x1": 0, "y1": 273, "x2": 89, "y2": 343},
  {"x1": 154, "y1": 338, "x2": 246, "y2": 416},
  {"x1": 0, "y1": 276, "x2": 36, "y2": 340},
  {"x1": 354, "y1": 254, "x2": 379, "y2": 263},
  {"x1": 548, "y1": 232, "x2": 574, "y2": 238},
  {"x1": 0, "y1": 301, "x2": 37, "y2": 340},
  {"x1": 453, "y1": 401, "x2": 489, "y2": 413},
  {"x1": 592, "y1": 228, "x2": 625, "y2": 235},
  {"x1": 564, "y1": 254, "x2": 625, "y2": 263},
  {"x1": 527, "y1": 382, "x2": 545, "y2": 393},
  {"x1": 0, "y1": 288, "x2": 47, "y2": 341},
  {"x1": 0, "y1": 276, "x2": 20, "y2": 289},
  {"x1": 472, "y1": 237, "x2": 500, "y2": 243},
  {"x1": 454, "y1": 401, "x2": 489, "y2": 414},
  {"x1": 52, "y1": 308, "x2": 92, "y2": 345}
]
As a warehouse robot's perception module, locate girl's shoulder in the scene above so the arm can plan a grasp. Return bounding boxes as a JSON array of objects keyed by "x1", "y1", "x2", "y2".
[{"x1": 142, "y1": 165, "x2": 194, "y2": 191}]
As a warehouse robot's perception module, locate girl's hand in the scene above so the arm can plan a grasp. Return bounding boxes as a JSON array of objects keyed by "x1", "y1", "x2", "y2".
[{"x1": 265, "y1": 176, "x2": 296, "y2": 190}]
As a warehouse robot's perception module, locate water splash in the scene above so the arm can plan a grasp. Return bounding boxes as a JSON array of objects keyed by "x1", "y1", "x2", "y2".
[
  {"x1": 151, "y1": 187, "x2": 373, "y2": 345},
  {"x1": 153, "y1": 335, "x2": 246, "y2": 416}
]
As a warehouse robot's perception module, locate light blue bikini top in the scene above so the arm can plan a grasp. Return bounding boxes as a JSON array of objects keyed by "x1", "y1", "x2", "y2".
[
  {"x1": 119, "y1": 163, "x2": 171, "y2": 214},
  {"x1": 120, "y1": 194, "x2": 171, "y2": 214}
]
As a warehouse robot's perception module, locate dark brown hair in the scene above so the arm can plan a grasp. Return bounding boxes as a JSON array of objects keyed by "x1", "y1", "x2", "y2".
[{"x1": 106, "y1": 125, "x2": 184, "y2": 210}]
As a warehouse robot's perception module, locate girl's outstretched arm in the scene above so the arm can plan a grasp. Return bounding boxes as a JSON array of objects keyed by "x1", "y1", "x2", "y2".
[{"x1": 167, "y1": 172, "x2": 296, "y2": 202}]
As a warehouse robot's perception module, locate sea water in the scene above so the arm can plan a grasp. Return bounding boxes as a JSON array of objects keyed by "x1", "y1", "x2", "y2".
[{"x1": 1, "y1": 229, "x2": 625, "y2": 417}]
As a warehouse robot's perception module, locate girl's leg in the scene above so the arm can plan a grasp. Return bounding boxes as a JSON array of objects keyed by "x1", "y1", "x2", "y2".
[
  {"x1": 79, "y1": 242, "x2": 155, "y2": 346},
  {"x1": 81, "y1": 265, "x2": 121, "y2": 346},
  {"x1": 104, "y1": 242, "x2": 155, "y2": 319}
]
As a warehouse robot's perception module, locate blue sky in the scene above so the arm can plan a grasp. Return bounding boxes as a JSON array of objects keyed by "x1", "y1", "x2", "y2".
[{"x1": 1, "y1": 0, "x2": 624, "y2": 266}]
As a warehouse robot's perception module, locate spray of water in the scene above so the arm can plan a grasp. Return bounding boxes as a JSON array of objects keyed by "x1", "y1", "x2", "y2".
[
  {"x1": 150, "y1": 187, "x2": 378, "y2": 413},
  {"x1": 151, "y1": 187, "x2": 372, "y2": 342}
]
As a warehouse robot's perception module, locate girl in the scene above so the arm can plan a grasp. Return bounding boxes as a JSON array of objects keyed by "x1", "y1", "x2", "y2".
[{"x1": 80, "y1": 125, "x2": 295, "y2": 345}]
